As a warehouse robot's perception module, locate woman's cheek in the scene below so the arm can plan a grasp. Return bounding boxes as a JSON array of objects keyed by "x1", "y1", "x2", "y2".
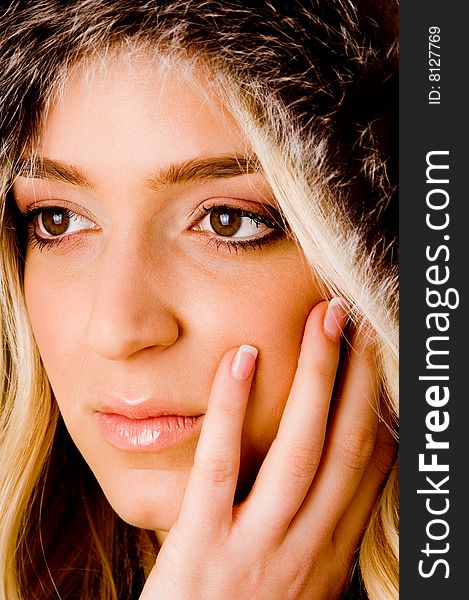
[
  {"x1": 147, "y1": 252, "x2": 320, "y2": 449},
  {"x1": 227, "y1": 281, "x2": 321, "y2": 498},
  {"x1": 23, "y1": 262, "x2": 91, "y2": 402}
]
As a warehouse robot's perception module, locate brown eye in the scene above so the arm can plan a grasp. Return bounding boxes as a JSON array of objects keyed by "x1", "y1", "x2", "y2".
[
  {"x1": 209, "y1": 208, "x2": 243, "y2": 236},
  {"x1": 35, "y1": 207, "x2": 97, "y2": 238},
  {"x1": 191, "y1": 203, "x2": 284, "y2": 249},
  {"x1": 193, "y1": 205, "x2": 277, "y2": 243},
  {"x1": 39, "y1": 208, "x2": 70, "y2": 236}
]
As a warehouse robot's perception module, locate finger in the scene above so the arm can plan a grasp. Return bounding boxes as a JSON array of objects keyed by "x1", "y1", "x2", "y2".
[
  {"x1": 239, "y1": 299, "x2": 348, "y2": 539},
  {"x1": 287, "y1": 328, "x2": 379, "y2": 545},
  {"x1": 177, "y1": 344, "x2": 257, "y2": 537},
  {"x1": 333, "y1": 410, "x2": 398, "y2": 556}
]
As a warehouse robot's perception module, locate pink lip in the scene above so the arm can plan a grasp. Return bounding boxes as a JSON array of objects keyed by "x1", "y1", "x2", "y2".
[{"x1": 95, "y1": 398, "x2": 204, "y2": 452}]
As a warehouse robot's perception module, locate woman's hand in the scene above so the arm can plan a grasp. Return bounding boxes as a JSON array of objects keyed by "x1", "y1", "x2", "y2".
[{"x1": 140, "y1": 300, "x2": 396, "y2": 600}]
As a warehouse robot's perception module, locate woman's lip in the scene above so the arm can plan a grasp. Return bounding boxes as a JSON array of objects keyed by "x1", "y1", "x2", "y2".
[
  {"x1": 96, "y1": 412, "x2": 203, "y2": 452},
  {"x1": 96, "y1": 397, "x2": 203, "y2": 420}
]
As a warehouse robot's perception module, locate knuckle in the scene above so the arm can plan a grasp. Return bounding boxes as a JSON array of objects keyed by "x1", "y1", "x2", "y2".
[
  {"x1": 213, "y1": 401, "x2": 243, "y2": 420},
  {"x1": 371, "y1": 437, "x2": 398, "y2": 477},
  {"x1": 337, "y1": 428, "x2": 375, "y2": 472},
  {"x1": 310, "y1": 359, "x2": 336, "y2": 381},
  {"x1": 196, "y1": 456, "x2": 238, "y2": 484},
  {"x1": 286, "y1": 442, "x2": 322, "y2": 481}
]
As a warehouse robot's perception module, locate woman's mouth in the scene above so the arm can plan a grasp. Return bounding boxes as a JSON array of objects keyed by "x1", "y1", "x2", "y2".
[{"x1": 96, "y1": 405, "x2": 204, "y2": 452}]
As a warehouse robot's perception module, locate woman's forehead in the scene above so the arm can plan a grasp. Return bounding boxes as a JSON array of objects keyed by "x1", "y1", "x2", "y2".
[
  {"x1": 52, "y1": 50, "x2": 223, "y2": 115},
  {"x1": 31, "y1": 54, "x2": 252, "y2": 178}
]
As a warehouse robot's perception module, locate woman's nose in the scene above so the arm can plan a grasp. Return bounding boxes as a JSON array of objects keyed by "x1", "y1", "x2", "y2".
[{"x1": 84, "y1": 241, "x2": 179, "y2": 361}]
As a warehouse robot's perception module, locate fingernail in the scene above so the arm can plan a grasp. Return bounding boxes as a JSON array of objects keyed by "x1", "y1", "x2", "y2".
[
  {"x1": 323, "y1": 298, "x2": 348, "y2": 342},
  {"x1": 231, "y1": 345, "x2": 258, "y2": 380}
]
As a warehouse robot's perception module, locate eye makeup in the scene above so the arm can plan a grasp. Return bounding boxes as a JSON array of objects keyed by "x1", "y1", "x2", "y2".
[
  {"x1": 15, "y1": 198, "x2": 289, "y2": 255},
  {"x1": 19, "y1": 204, "x2": 98, "y2": 252},
  {"x1": 191, "y1": 202, "x2": 288, "y2": 252}
]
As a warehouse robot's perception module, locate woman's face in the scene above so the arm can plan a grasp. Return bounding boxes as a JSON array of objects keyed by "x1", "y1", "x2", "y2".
[{"x1": 13, "y1": 55, "x2": 322, "y2": 533}]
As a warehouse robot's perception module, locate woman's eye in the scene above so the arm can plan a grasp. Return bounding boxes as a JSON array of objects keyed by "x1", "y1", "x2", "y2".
[
  {"x1": 195, "y1": 207, "x2": 275, "y2": 240},
  {"x1": 35, "y1": 207, "x2": 95, "y2": 238}
]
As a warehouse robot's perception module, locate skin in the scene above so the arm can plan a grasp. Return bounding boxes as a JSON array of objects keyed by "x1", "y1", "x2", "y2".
[
  {"x1": 13, "y1": 54, "x2": 395, "y2": 598},
  {"x1": 13, "y1": 56, "x2": 321, "y2": 531}
]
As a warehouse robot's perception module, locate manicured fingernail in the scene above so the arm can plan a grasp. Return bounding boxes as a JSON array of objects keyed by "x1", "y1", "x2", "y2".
[
  {"x1": 323, "y1": 298, "x2": 348, "y2": 342},
  {"x1": 231, "y1": 345, "x2": 258, "y2": 380}
]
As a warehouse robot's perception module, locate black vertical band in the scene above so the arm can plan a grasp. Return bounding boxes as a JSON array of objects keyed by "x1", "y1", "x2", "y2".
[{"x1": 400, "y1": 2, "x2": 467, "y2": 597}]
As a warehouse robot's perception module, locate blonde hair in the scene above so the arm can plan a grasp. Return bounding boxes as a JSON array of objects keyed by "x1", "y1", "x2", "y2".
[
  {"x1": 0, "y1": 2, "x2": 398, "y2": 598},
  {"x1": 222, "y1": 84, "x2": 398, "y2": 600}
]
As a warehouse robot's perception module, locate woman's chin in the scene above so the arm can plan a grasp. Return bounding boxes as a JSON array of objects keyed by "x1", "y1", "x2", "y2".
[
  {"x1": 114, "y1": 505, "x2": 173, "y2": 533},
  {"x1": 96, "y1": 467, "x2": 188, "y2": 533}
]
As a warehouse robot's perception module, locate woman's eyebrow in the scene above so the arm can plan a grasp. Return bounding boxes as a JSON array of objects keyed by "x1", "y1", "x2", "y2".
[
  {"x1": 146, "y1": 155, "x2": 260, "y2": 190},
  {"x1": 15, "y1": 155, "x2": 261, "y2": 189},
  {"x1": 16, "y1": 158, "x2": 91, "y2": 187}
]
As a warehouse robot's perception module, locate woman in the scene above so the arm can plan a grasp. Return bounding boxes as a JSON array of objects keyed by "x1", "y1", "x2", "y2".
[{"x1": 0, "y1": 1, "x2": 398, "y2": 598}]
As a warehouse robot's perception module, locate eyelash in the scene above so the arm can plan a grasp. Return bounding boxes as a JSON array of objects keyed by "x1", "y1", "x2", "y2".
[
  {"x1": 23, "y1": 207, "x2": 86, "y2": 252},
  {"x1": 195, "y1": 203, "x2": 287, "y2": 252},
  {"x1": 20, "y1": 203, "x2": 287, "y2": 254}
]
